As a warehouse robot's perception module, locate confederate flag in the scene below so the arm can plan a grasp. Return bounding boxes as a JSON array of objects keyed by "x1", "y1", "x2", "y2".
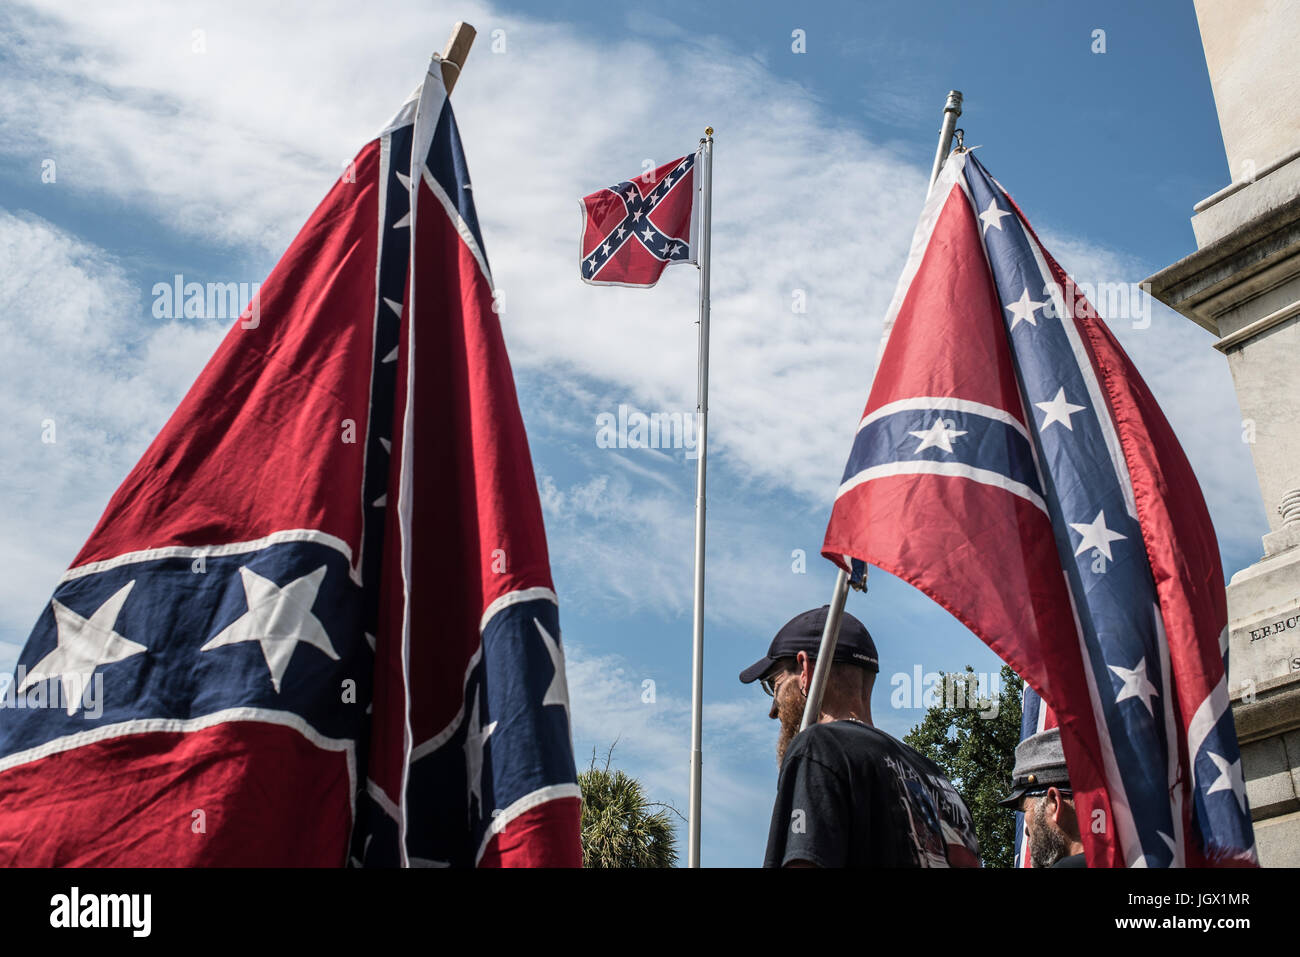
[
  {"x1": 580, "y1": 153, "x2": 698, "y2": 287},
  {"x1": 822, "y1": 149, "x2": 1256, "y2": 867},
  {"x1": 0, "y1": 55, "x2": 582, "y2": 867}
]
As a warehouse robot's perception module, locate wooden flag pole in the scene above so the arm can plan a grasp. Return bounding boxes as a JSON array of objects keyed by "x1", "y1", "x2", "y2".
[
  {"x1": 439, "y1": 21, "x2": 477, "y2": 94},
  {"x1": 800, "y1": 90, "x2": 963, "y2": 733},
  {"x1": 394, "y1": 25, "x2": 475, "y2": 865}
]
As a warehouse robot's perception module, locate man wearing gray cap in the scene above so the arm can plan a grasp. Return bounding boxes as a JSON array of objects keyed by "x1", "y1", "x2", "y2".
[
  {"x1": 741, "y1": 605, "x2": 981, "y2": 868},
  {"x1": 998, "y1": 727, "x2": 1086, "y2": 868}
]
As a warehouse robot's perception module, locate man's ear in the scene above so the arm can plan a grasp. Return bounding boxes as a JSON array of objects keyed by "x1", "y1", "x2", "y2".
[
  {"x1": 796, "y1": 651, "x2": 814, "y2": 692},
  {"x1": 1045, "y1": 786, "x2": 1064, "y2": 824}
]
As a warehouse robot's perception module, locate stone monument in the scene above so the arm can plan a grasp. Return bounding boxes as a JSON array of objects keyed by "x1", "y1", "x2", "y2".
[{"x1": 1147, "y1": 0, "x2": 1300, "y2": 866}]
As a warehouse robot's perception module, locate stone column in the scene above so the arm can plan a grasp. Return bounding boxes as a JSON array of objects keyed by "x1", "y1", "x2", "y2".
[{"x1": 1146, "y1": 0, "x2": 1300, "y2": 866}]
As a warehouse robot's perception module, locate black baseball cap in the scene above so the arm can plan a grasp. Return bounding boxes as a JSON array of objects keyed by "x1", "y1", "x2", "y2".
[{"x1": 738, "y1": 605, "x2": 879, "y2": 684}]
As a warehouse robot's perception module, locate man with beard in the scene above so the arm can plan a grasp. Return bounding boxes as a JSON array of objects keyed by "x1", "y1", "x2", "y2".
[
  {"x1": 998, "y1": 727, "x2": 1086, "y2": 868},
  {"x1": 740, "y1": 606, "x2": 981, "y2": 868}
]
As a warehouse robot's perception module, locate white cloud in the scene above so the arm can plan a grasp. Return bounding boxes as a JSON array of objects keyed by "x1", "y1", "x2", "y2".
[
  {"x1": 0, "y1": 210, "x2": 226, "y2": 658},
  {"x1": 0, "y1": 1, "x2": 500, "y2": 251}
]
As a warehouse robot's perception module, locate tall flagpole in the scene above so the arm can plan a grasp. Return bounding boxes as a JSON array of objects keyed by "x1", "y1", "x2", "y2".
[
  {"x1": 687, "y1": 127, "x2": 714, "y2": 869},
  {"x1": 801, "y1": 91, "x2": 962, "y2": 732}
]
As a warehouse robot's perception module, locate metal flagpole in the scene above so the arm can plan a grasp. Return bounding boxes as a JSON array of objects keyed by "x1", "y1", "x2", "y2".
[
  {"x1": 687, "y1": 127, "x2": 714, "y2": 869},
  {"x1": 800, "y1": 91, "x2": 962, "y2": 733},
  {"x1": 928, "y1": 91, "x2": 964, "y2": 195}
]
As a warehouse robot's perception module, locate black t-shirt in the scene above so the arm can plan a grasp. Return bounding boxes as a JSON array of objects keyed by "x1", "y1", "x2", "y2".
[{"x1": 763, "y1": 721, "x2": 981, "y2": 868}]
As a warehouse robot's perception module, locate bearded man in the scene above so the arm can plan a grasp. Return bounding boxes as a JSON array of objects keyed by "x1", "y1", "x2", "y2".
[
  {"x1": 998, "y1": 727, "x2": 1086, "y2": 868},
  {"x1": 740, "y1": 605, "x2": 981, "y2": 868}
]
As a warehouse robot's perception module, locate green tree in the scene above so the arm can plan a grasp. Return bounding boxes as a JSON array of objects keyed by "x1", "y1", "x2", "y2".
[
  {"x1": 904, "y1": 664, "x2": 1023, "y2": 868},
  {"x1": 578, "y1": 746, "x2": 681, "y2": 868}
]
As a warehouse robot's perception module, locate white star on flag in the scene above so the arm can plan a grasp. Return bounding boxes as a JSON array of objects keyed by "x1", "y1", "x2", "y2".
[
  {"x1": 1108, "y1": 656, "x2": 1159, "y2": 716},
  {"x1": 979, "y1": 198, "x2": 1011, "y2": 234},
  {"x1": 640, "y1": 226, "x2": 656, "y2": 243},
  {"x1": 464, "y1": 685, "x2": 498, "y2": 816},
  {"x1": 1205, "y1": 751, "x2": 1247, "y2": 813},
  {"x1": 200, "y1": 565, "x2": 339, "y2": 693},
  {"x1": 1005, "y1": 288, "x2": 1046, "y2": 330},
  {"x1": 20, "y1": 581, "x2": 144, "y2": 716},
  {"x1": 535, "y1": 619, "x2": 570, "y2": 724},
  {"x1": 1069, "y1": 509, "x2": 1126, "y2": 560},
  {"x1": 908, "y1": 416, "x2": 968, "y2": 454},
  {"x1": 1035, "y1": 387, "x2": 1087, "y2": 431}
]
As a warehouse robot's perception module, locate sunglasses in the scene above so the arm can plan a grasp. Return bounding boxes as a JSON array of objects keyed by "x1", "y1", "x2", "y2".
[{"x1": 760, "y1": 662, "x2": 796, "y2": 697}]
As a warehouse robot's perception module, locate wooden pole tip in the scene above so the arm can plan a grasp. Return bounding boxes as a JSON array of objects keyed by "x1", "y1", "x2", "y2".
[{"x1": 439, "y1": 22, "x2": 477, "y2": 94}]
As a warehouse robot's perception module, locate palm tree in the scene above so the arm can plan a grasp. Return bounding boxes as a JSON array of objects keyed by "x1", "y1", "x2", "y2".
[{"x1": 578, "y1": 745, "x2": 681, "y2": 868}]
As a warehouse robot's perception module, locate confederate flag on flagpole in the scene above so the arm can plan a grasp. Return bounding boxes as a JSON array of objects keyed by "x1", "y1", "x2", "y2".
[
  {"x1": 576, "y1": 135, "x2": 714, "y2": 865},
  {"x1": 580, "y1": 153, "x2": 699, "y2": 287},
  {"x1": 0, "y1": 53, "x2": 581, "y2": 867}
]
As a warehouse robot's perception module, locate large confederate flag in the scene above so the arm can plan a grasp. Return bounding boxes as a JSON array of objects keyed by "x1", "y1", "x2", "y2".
[
  {"x1": 0, "y1": 57, "x2": 581, "y2": 867},
  {"x1": 823, "y1": 149, "x2": 1255, "y2": 867}
]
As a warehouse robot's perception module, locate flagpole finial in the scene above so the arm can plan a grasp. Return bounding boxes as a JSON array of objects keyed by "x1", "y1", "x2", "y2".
[
  {"x1": 705, "y1": 127, "x2": 714, "y2": 137},
  {"x1": 928, "y1": 90, "x2": 964, "y2": 190}
]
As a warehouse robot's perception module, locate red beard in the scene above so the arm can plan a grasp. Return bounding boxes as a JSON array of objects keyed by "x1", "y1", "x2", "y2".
[{"x1": 775, "y1": 681, "x2": 805, "y2": 766}]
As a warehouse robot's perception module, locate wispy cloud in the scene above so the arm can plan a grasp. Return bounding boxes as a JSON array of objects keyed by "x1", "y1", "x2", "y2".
[{"x1": 0, "y1": 210, "x2": 226, "y2": 656}]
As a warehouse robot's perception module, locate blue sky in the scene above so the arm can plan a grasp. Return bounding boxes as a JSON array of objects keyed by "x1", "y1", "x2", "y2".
[{"x1": 0, "y1": 0, "x2": 1265, "y2": 867}]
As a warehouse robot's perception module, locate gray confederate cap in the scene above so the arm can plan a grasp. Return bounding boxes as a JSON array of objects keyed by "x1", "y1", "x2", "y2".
[{"x1": 997, "y1": 727, "x2": 1072, "y2": 809}]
